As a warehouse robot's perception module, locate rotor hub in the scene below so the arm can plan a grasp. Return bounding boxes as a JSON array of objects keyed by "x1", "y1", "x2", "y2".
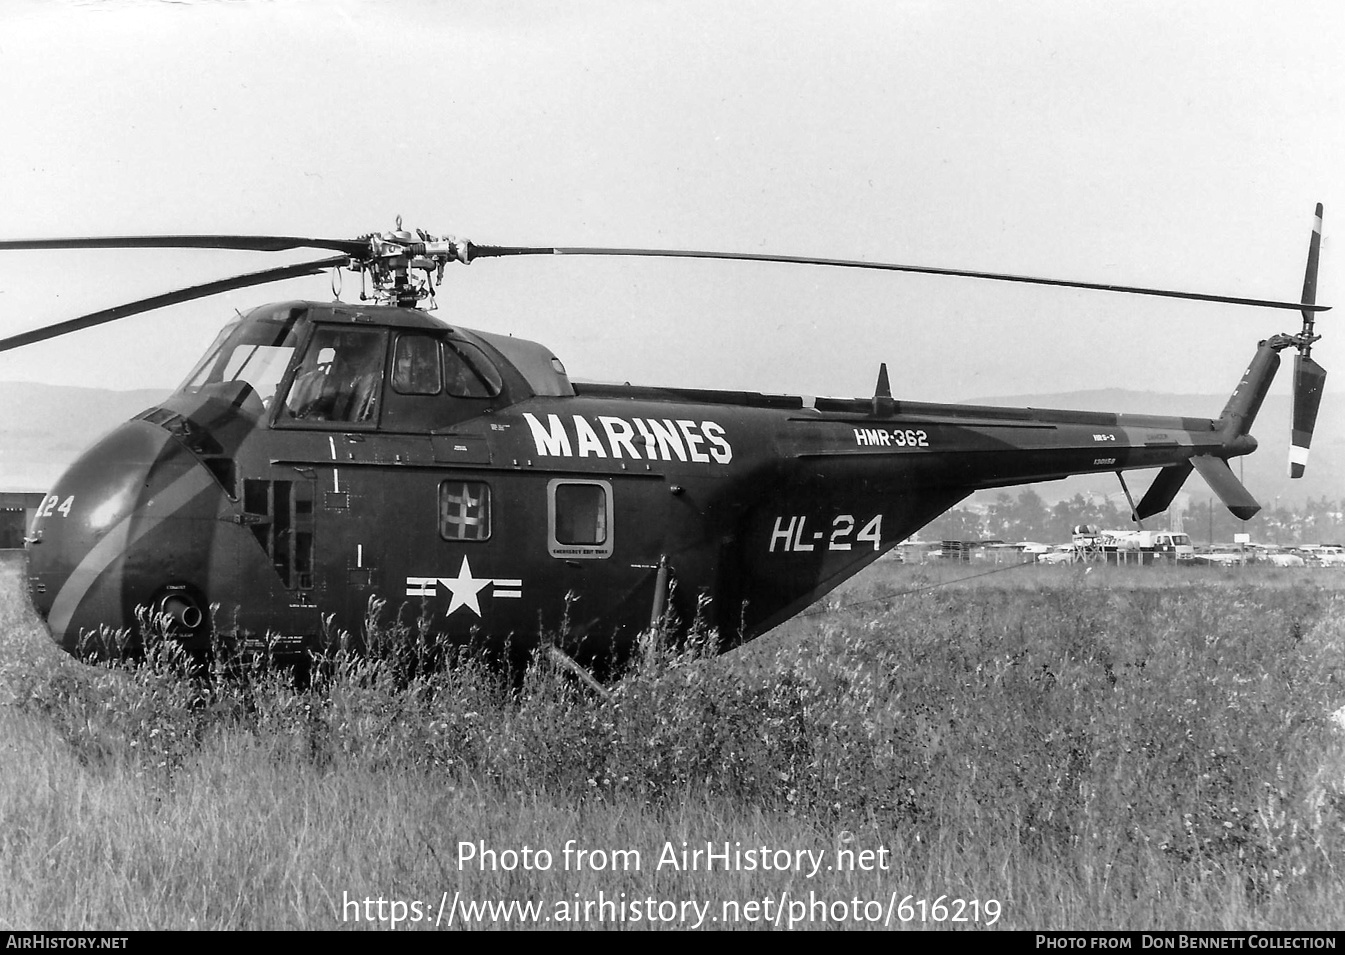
[{"x1": 347, "y1": 225, "x2": 474, "y2": 308}]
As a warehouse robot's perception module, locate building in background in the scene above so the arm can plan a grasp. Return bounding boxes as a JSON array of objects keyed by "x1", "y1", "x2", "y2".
[{"x1": 0, "y1": 491, "x2": 45, "y2": 549}]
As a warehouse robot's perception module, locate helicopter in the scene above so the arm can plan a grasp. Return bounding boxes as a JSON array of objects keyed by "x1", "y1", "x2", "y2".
[{"x1": 0, "y1": 205, "x2": 1329, "y2": 673}]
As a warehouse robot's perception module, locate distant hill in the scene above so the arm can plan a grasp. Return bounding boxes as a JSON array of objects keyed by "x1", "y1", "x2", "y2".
[
  {"x1": 968, "y1": 389, "x2": 1345, "y2": 508},
  {"x1": 0, "y1": 382, "x2": 1337, "y2": 510},
  {"x1": 0, "y1": 382, "x2": 168, "y2": 491}
]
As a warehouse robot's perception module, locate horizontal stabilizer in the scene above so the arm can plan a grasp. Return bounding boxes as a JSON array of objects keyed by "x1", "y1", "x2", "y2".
[
  {"x1": 1190, "y1": 455, "x2": 1261, "y2": 521},
  {"x1": 1135, "y1": 463, "x2": 1193, "y2": 519}
]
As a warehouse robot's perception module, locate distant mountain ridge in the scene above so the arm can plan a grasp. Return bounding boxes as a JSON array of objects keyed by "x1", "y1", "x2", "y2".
[
  {"x1": 0, "y1": 382, "x2": 1336, "y2": 508},
  {"x1": 0, "y1": 382, "x2": 169, "y2": 491}
]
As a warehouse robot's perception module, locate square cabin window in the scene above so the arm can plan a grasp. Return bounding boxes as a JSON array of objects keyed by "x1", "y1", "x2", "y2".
[
  {"x1": 393, "y1": 333, "x2": 443, "y2": 396},
  {"x1": 548, "y1": 479, "x2": 612, "y2": 559},
  {"x1": 439, "y1": 481, "x2": 491, "y2": 541}
]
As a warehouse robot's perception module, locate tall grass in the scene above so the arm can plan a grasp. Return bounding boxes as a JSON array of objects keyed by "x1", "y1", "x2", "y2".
[{"x1": 2, "y1": 555, "x2": 1343, "y2": 929}]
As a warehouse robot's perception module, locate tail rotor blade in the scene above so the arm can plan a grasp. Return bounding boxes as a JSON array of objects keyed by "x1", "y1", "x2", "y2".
[
  {"x1": 1301, "y1": 203, "x2": 1324, "y2": 325},
  {"x1": 1290, "y1": 354, "x2": 1327, "y2": 478},
  {"x1": 1290, "y1": 204, "x2": 1327, "y2": 479}
]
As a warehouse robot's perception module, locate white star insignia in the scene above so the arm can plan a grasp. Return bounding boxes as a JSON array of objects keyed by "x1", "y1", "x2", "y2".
[{"x1": 440, "y1": 555, "x2": 491, "y2": 617}]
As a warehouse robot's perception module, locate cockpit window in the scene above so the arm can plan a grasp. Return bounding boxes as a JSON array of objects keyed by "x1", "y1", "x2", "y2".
[
  {"x1": 220, "y1": 344, "x2": 294, "y2": 400},
  {"x1": 281, "y1": 326, "x2": 387, "y2": 424},
  {"x1": 178, "y1": 316, "x2": 303, "y2": 414},
  {"x1": 388, "y1": 333, "x2": 502, "y2": 399},
  {"x1": 179, "y1": 324, "x2": 235, "y2": 391}
]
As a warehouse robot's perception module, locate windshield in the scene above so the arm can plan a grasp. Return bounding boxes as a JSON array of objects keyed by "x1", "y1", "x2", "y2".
[{"x1": 178, "y1": 314, "x2": 303, "y2": 410}]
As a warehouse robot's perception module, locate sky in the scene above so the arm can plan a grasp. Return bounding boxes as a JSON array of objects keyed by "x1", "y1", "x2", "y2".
[{"x1": 0, "y1": 0, "x2": 1340, "y2": 406}]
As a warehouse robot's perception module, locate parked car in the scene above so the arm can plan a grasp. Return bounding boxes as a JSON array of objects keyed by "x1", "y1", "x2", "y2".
[{"x1": 1037, "y1": 545, "x2": 1076, "y2": 565}]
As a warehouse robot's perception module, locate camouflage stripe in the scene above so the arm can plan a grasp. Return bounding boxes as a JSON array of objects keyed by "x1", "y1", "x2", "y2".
[{"x1": 47, "y1": 468, "x2": 216, "y2": 638}]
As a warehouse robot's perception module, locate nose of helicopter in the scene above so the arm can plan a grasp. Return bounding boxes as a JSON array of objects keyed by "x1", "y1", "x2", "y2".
[{"x1": 26, "y1": 419, "x2": 221, "y2": 656}]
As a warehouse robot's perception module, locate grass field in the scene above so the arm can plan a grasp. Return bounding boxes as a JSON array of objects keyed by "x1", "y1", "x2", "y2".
[{"x1": 2, "y1": 551, "x2": 1344, "y2": 930}]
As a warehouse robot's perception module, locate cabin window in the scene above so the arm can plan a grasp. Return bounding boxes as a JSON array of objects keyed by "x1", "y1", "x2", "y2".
[
  {"x1": 281, "y1": 326, "x2": 387, "y2": 425},
  {"x1": 389, "y1": 333, "x2": 502, "y2": 400},
  {"x1": 547, "y1": 479, "x2": 613, "y2": 559},
  {"x1": 446, "y1": 340, "x2": 502, "y2": 398},
  {"x1": 439, "y1": 481, "x2": 492, "y2": 541},
  {"x1": 392, "y1": 334, "x2": 442, "y2": 396}
]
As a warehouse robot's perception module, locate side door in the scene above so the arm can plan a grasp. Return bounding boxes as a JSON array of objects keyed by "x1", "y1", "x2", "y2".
[{"x1": 542, "y1": 472, "x2": 669, "y2": 662}]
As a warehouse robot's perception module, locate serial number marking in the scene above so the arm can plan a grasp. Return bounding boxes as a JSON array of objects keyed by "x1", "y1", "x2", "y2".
[
  {"x1": 1093, "y1": 457, "x2": 1116, "y2": 466},
  {"x1": 770, "y1": 514, "x2": 882, "y2": 552},
  {"x1": 854, "y1": 428, "x2": 929, "y2": 448}
]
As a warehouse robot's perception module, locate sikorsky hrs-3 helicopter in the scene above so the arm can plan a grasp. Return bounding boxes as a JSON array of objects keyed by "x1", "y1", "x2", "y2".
[{"x1": 0, "y1": 205, "x2": 1330, "y2": 671}]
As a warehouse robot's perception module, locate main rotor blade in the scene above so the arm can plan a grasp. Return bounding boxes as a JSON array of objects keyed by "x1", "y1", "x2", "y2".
[
  {"x1": 0, "y1": 255, "x2": 348, "y2": 353},
  {"x1": 470, "y1": 244, "x2": 1329, "y2": 313},
  {"x1": 0, "y1": 235, "x2": 370, "y2": 255}
]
